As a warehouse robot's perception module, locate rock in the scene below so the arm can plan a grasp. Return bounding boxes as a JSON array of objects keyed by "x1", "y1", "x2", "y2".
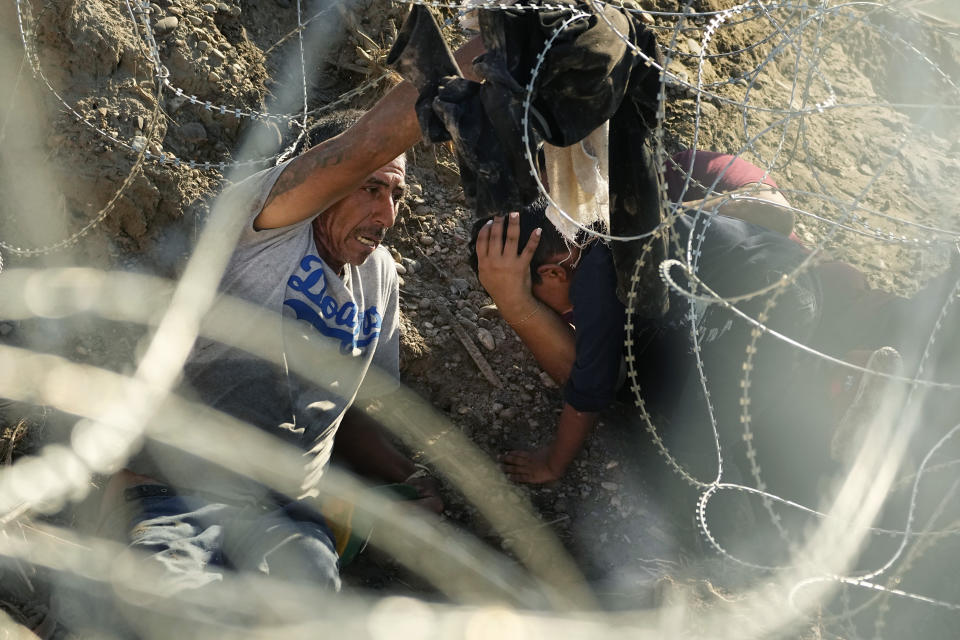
[
  {"x1": 180, "y1": 122, "x2": 207, "y2": 143},
  {"x1": 699, "y1": 102, "x2": 719, "y2": 119},
  {"x1": 639, "y1": 11, "x2": 655, "y2": 25},
  {"x1": 201, "y1": 3, "x2": 216, "y2": 13},
  {"x1": 478, "y1": 303, "x2": 499, "y2": 319},
  {"x1": 197, "y1": 40, "x2": 210, "y2": 52},
  {"x1": 217, "y1": 2, "x2": 231, "y2": 13},
  {"x1": 167, "y1": 94, "x2": 188, "y2": 113},
  {"x1": 188, "y1": 15, "x2": 202, "y2": 26},
  {"x1": 209, "y1": 48, "x2": 226, "y2": 62},
  {"x1": 457, "y1": 406, "x2": 470, "y2": 415},
  {"x1": 667, "y1": 61, "x2": 689, "y2": 86},
  {"x1": 600, "y1": 482, "x2": 619, "y2": 491},
  {"x1": 409, "y1": 183, "x2": 423, "y2": 196},
  {"x1": 153, "y1": 16, "x2": 179, "y2": 35},
  {"x1": 394, "y1": 262, "x2": 407, "y2": 276},
  {"x1": 418, "y1": 233, "x2": 434, "y2": 246},
  {"x1": 207, "y1": 71, "x2": 221, "y2": 84},
  {"x1": 450, "y1": 278, "x2": 470, "y2": 296},
  {"x1": 499, "y1": 407, "x2": 517, "y2": 420},
  {"x1": 0, "y1": 323, "x2": 13, "y2": 336},
  {"x1": 401, "y1": 257, "x2": 418, "y2": 274},
  {"x1": 538, "y1": 371, "x2": 556, "y2": 389},
  {"x1": 491, "y1": 402, "x2": 504, "y2": 413},
  {"x1": 476, "y1": 327, "x2": 495, "y2": 351},
  {"x1": 130, "y1": 135, "x2": 148, "y2": 151},
  {"x1": 418, "y1": 297, "x2": 432, "y2": 310}
]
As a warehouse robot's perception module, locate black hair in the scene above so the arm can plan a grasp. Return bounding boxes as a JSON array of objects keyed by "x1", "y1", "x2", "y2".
[
  {"x1": 291, "y1": 109, "x2": 367, "y2": 157},
  {"x1": 467, "y1": 196, "x2": 571, "y2": 284},
  {"x1": 291, "y1": 109, "x2": 412, "y2": 165}
]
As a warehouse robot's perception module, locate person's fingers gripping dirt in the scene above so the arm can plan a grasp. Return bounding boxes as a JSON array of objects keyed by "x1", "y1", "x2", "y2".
[
  {"x1": 501, "y1": 447, "x2": 561, "y2": 485},
  {"x1": 476, "y1": 212, "x2": 541, "y2": 313}
]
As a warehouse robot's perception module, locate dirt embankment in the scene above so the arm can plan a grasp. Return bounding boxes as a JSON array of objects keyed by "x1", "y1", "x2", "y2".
[{"x1": 1, "y1": 0, "x2": 959, "y2": 633}]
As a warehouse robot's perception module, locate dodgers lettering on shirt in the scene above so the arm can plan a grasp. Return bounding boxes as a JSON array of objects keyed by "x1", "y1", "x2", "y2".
[{"x1": 283, "y1": 255, "x2": 382, "y2": 353}]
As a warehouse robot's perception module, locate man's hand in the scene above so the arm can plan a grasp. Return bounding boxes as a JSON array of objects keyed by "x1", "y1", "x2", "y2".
[
  {"x1": 475, "y1": 212, "x2": 542, "y2": 322},
  {"x1": 502, "y1": 405, "x2": 598, "y2": 485},
  {"x1": 405, "y1": 473, "x2": 444, "y2": 514},
  {"x1": 502, "y1": 447, "x2": 562, "y2": 485}
]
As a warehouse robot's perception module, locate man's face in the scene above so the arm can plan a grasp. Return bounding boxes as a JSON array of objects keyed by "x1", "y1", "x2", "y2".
[
  {"x1": 313, "y1": 156, "x2": 406, "y2": 272},
  {"x1": 530, "y1": 253, "x2": 577, "y2": 316}
]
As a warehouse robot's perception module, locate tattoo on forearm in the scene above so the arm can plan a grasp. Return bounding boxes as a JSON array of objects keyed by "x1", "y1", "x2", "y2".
[{"x1": 262, "y1": 141, "x2": 347, "y2": 211}]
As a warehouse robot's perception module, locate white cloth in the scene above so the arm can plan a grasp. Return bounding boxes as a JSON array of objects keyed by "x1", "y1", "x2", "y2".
[{"x1": 543, "y1": 122, "x2": 610, "y2": 244}]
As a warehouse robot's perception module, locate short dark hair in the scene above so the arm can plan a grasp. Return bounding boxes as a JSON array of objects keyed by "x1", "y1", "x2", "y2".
[
  {"x1": 467, "y1": 196, "x2": 571, "y2": 284},
  {"x1": 292, "y1": 109, "x2": 366, "y2": 156},
  {"x1": 292, "y1": 109, "x2": 411, "y2": 165}
]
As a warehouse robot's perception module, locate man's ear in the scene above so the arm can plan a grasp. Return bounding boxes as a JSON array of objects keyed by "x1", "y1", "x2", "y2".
[{"x1": 536, "y1": 264, "x2": 569, "y2": 282}]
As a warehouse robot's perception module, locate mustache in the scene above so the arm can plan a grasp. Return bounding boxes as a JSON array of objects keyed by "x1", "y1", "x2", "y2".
[{"x1": 355, "y1": 226, "x2": 387, "y2": 242}]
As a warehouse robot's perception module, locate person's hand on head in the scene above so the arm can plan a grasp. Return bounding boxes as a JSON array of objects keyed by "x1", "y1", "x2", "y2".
[
  {"x1": 475, "y1": 212, "x2": 541, "y2": 317},
  {"x1": 501, "y1": 446, "x2": 562, "y2": 485}
]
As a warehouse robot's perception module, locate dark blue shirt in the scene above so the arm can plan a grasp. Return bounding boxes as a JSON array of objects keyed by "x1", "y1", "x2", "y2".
[{"x1": 563, "y1": 242, "x2": 626, "y2": 412}]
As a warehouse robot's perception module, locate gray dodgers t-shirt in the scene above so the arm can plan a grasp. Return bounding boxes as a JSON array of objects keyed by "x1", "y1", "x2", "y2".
[{"x1": 135, "y1": 162, "x2": 400, "y2": 496}]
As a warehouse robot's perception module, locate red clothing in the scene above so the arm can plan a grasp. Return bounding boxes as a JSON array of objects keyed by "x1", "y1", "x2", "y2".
[{"x1": 664, "y1": 150, "x2": 778, "y2": 202}]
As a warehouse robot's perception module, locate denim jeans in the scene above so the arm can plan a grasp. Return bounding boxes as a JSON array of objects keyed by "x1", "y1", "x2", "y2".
[
  {"x1": 122, "y1": 484, "x2": 341, "y2": 594},
  {"x1": 55, "y1": 484, "x2": 341, "y2": 637}
]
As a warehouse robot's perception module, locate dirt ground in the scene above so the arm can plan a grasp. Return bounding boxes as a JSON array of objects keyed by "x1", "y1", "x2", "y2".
[{"x1": 1, "y1": 0, "x2": 959, "y2": 637}]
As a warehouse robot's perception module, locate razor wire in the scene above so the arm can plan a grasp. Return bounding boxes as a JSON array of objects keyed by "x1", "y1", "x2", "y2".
[
  {"x1": 2, "y1": 0, "x2": 960, "y2": 638},
  {"x1": 509, "y1": 0, "x2": 960, "y2": 626}
]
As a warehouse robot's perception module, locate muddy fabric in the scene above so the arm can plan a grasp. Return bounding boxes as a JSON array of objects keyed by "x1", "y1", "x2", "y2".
[
  {"x1": 389, "y1": 5, "x2": 538, "y2": 216},
  {"x1": 389, "y1": 2, "x2": 668, "y2": 317},
  {"x1": 386, "y1": 5, "x2": 463, "y2": 143}
]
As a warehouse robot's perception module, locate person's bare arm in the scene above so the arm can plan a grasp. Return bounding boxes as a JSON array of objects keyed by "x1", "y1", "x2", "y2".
[
  {"x1": 475, "y1": 213, "x2": 576, "y2": 384},
  {"x1": 681, "y1": 184, "x2": 794, "y2": 236},
  {"x1": 334, "y1": 406, "x2": 415, "y2": 482},
  {"x1": 334, "y1": 405, "x2": 442, "y2": 512},
  {"x1": 255, "y1": 37, "x2": 485, "y2": 231},
  {"x1": 502, "y1": 403, "x2": 598, "y2": 484}
]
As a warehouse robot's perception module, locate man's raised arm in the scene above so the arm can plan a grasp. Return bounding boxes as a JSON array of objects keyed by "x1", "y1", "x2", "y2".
[{"x1": 254, "y1": 37, "x2": 484, "y2": 230}]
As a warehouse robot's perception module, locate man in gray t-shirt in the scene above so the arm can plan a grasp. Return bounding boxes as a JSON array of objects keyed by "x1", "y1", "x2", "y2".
[
  {"x1": 90, "y1": 37, "x2": 485, "y2": 623},
  {"x1": 101, "y1": 108, "x2": 439, "y2": 600}
]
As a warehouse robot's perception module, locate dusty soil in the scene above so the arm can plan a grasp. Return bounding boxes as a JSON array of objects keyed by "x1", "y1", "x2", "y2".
[{"x1": 1, "y1": 0, "x2": 959, "y2": 636}]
